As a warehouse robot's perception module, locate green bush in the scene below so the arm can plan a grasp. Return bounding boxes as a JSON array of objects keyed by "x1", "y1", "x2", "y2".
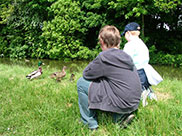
[
  {"x1": 41, "y1": 0, "x2": 96, "y2": 59},
  {"x1": 0, "y1": 0, "x2": 181, "y2": 63},
  {"x1": 0, "y1": 36, "x2": 8, "y2": 55},
  {"x1": 149, "y1": 45, "x2": 182, "y2": 67}
]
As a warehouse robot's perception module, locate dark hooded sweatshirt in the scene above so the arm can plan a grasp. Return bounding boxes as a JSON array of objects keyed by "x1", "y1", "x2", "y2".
[{"x1": 83, "y1": 48, "x2": 142, "y2": 114}]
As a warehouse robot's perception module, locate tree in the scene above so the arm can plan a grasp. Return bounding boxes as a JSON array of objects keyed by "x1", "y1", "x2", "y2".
[
  {"x1": 0, "y1": 0, "x2": 52, "y2": 58},
  {"x1": 41, "y1": 0, "x2": 95, "y2": 59}
]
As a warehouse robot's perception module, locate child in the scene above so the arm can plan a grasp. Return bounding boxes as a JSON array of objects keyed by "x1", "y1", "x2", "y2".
[
  {"x1": 121, "y1": 22, "x2": 163, "y2": 106},
  {"x1": 77, "y1": 25, "x2": 142, "y2": 130}
]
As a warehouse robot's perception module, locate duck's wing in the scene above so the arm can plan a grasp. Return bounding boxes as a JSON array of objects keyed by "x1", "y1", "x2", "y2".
[
  {"x1": 56, "y1": 77, "x2": 61, "y2": 82},
  {"x1": 27, "y1": 70, "x2": 38, "y2": 77},
  {"x1": 30, "y1": 72, "x2": 41, "y2": 80},
  {"x1": 50, "y1": 72, "x2": 58, "y2": 78},
  {"x1": 54, "y1": 72, "x2": 60, "y2": 75},
  {"x1": 57, "y1": 71, "x2": 66, "y2": 78}
]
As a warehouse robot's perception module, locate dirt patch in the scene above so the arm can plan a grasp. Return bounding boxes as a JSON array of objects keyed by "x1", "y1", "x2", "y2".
[{"x1": 155, "y1": 91, "x2": 173, "y2": 101}]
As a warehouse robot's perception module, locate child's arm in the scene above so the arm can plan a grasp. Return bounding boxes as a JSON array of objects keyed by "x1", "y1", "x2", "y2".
[{"x1": 83, "y1": 56, "x2": 104, "y2": 80}]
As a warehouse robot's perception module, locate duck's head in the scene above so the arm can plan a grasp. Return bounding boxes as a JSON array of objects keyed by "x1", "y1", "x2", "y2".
[
  {"x1": 63, "y1": 66, "x2": 67, "y2": 70},
  {"x1": 62, "y1": 66, "x2": 67, "y2": 72},
  {"x1": 38, "y1": 61, "x2": 45, "y2": 67}
]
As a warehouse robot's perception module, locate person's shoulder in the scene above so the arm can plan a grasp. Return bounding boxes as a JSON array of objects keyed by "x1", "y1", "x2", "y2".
[
  {"x1": 137, "y1": 38, "x2": 148, "y2": 47},
  {"x1": 101, "y1": 48, "x2": 122, "y2": 54},
  {"x1": 129, "y1": 37, "x2": 144, "y2": 45},
  {"x1": 125, "y1": 40, "x2": 135, "y2": 48},
  {"x1": 99, "y1": 48, "x2": 119, "y2": 58},
  {"x1": 105, "y1": 48, "x2": 130, "y2": 57},
  {"x1": 124, "y1": 42, "x2": 131, "y2": 46}
]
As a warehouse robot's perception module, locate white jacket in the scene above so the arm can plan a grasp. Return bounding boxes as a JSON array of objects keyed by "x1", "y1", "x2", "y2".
[{"x1": 124, "y1": 36, "x2": 163, "y2": 85}]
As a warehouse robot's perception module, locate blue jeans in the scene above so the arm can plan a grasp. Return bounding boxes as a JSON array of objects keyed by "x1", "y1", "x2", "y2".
[
  {"x1": 77, "y1": 77, "x2": 129, "y2": 129},
  {"x1": 77, "y1": 77, "x2": 98, "y2": 129},
  {"x1": 137, "y1": 69, "x2": 151, "y2": 90}
]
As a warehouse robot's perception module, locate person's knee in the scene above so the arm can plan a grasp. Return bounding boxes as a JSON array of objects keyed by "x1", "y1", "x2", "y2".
[{"x1": 77, "y1": 77, "x2": 84, "y2": 88}]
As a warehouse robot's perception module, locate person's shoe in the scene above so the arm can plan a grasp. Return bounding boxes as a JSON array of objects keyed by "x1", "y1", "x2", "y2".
[
  {"x1": 148, "y1": 92, "x2": 157, "y2": 101},
  {"x1": 120, "y1": 114, "x2": 135, "y2": 129},
  {"x1": 90, "y1": 127, "x2": 98, "y2": 131},
  {"x1": 141, "y1": 89, "x2": 150, "y2": 107}
]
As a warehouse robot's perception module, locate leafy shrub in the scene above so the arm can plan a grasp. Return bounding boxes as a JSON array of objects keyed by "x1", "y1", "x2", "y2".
[
  {"x1": 0, "y1": 36, "x2": 8, "y2": 55},
  {"x1": 41, "y1": 0, "x2": 95, "y2": 59},
  {"x1": 149, "y1": 45, "x2": 182, "y2": 67}
]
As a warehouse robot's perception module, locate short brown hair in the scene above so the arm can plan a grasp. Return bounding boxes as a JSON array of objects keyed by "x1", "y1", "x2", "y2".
[{"x1": 98, "y1": 25, "x2": 121, "y2": 48}]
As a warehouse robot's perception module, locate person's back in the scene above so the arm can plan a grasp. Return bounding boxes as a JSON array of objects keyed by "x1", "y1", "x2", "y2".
[
  {"x1": 77, "y1": 25, "x2": 142, "y2": 130},
  {"x1": 84, "y1": 48, "x2": 141, "y2": 113},
  {"x1": 124, "y1": 36, "x2": 149, "y2": 70},
  {"x1": 122, "y1": 22, "x2": 163, "y2": 106},
  {"x1": 122, "y1": 24, "x2": 149, "y2": 70}
]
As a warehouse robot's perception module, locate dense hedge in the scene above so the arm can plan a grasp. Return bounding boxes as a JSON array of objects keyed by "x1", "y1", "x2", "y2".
[
  {"x1": 149, "y1": 45, "x2": 182, "y2": 67},
  {"x1": 0, "y1": 0, "x2": 182, "y2": 66}
]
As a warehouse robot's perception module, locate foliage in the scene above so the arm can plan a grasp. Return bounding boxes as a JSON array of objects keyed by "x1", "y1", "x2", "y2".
[
  {"x1": 154, "y1": 0, "x2": 181, "y2": 13},
  {"x1": 41, "y1": 0, "x2": 98, "y2": 60},
  {"x1": 0, "y1": 0, "x2": 182, "y2": 63},
  {"x1": 149, "y1": 45, "x2": 182, "y2": 67},
  {"x1": 0, "y1": 0, "x2": 51, "y2": 58},
  {"x1": 108, "y1": 0, "x2": 148, "y2": 19},
  {"x1": 108, "y1": 0, "x2": 181, "y2": 19},
  {"x1": 0, "y1": 0, "x2": 14, "y2": 24}
]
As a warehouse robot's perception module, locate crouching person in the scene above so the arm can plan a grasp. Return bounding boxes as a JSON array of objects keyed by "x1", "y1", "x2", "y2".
[{"x1": 77, "y1": 25, "x2": 142, "y2": 130}]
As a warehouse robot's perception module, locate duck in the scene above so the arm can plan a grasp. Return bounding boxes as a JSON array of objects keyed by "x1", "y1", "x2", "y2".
[
  {"x1": 26, "y1": 61, "x2": 44, "y2": 80},
  {"x1": 50, "y1": 66, "x2": 67, "y2": 82},
  {"x1": 0, "y1": 54, "x2": 4, "y2": 57},
  {"x1": 69, "y1": 73, "x2": 75, "y2": 82},
  {"x1": 25, "y1": 59, "x2": 30, "y2": 62}
]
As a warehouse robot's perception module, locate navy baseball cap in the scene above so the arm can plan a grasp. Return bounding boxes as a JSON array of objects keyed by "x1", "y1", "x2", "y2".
[{"x1": 121, "y1": 22, "x2": 140, "y2": 36}]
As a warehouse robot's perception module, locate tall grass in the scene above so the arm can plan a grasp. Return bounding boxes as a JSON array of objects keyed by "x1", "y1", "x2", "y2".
[{"x1": 0, "y1": 63, "x2": 181, "y2": 136}]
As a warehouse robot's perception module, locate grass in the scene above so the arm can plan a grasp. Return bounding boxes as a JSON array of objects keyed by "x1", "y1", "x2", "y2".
[{"x1": 0, "y1": 63, "x2": 182, "y2": 136}]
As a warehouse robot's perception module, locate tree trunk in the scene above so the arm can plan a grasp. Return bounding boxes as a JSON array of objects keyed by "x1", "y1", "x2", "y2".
[{"x1": 142, "y1": 14, "x2": 145, "y2": 37}]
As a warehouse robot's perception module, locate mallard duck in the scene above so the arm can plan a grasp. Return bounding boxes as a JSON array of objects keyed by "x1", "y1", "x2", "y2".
[
  {"x1": 0, "y1": 54, "x2": 4, "y2": 57},
  {"x1": 26, "y1": 61, "x2": 43, "y2": 80},
  {"x1": 50, "y1": 66, "x2": 67, "y2": 82},
  {"x1": 69, "y1": 73, "x2": 75, "y2": 82},
  {"x1": 25, "y1": 59, "x2": 30, "y2": 62}
]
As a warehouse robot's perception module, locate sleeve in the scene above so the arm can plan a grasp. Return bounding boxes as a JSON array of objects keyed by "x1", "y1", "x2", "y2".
[{"x1": 83, "y1": 55, "x2": 104, "y2": 80}]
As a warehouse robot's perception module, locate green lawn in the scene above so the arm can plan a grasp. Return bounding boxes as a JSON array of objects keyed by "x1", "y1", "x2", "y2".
[{"x1": 0, "y1": 63, "x2": 181, "y2": 136}]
